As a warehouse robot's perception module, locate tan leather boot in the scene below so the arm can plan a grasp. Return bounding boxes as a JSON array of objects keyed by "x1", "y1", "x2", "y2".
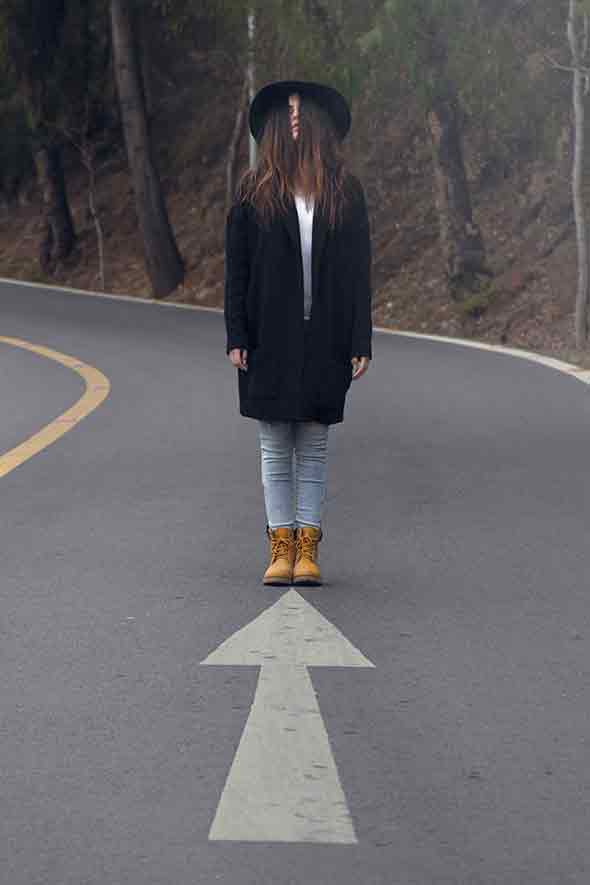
[
  {"x1": 263, "y1": 525, "x2": 296, "y2": 586},
  {"x1": 293, "y1": 525, "x2": 323, "y2": 586}
]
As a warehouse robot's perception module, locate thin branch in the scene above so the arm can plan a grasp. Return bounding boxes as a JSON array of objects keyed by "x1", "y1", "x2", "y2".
[{"x1": 542, "y1": 50, "x2": 590, "y2": 77}]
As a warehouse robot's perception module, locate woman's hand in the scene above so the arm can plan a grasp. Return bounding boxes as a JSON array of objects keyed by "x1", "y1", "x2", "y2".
[
  {"x1": 351, "y1": 356, "x2": 370, "y2": 380},
  {"x1": 229, "y1": 348, "x2": 248, "y2": 371}
]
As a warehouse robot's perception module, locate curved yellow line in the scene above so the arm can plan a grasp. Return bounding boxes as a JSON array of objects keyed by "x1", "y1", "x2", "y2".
[{"x1": 0, "y1": 336, "x2": 111, "y2": 478}]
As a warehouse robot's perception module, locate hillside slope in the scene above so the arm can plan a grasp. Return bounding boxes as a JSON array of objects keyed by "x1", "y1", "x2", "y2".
[{"x1": 1, "y1": 31, "x2": 589, "y2": 370}]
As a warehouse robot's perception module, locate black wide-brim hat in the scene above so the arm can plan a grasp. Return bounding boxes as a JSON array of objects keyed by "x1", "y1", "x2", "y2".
[{"x1": 249, "y1": 80, "x2": 351, "y2": 143}]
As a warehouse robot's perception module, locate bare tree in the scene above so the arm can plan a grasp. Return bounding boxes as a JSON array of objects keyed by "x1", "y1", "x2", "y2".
[
  {"x1": 226, "y1": 77, "x2": 249, "y2": 211},
  {"x1": 567, "y1": 0, "x2": 589, "y2": 347},
  {"x1": 545, "y1": 0, "x2": 590, "y2": 347},
  {"x1": 225, "y1": 5, "x2": 258, "y2": 208},
  {"x1": 54, "y1": 106, "x2": 108, "y2": 292}
]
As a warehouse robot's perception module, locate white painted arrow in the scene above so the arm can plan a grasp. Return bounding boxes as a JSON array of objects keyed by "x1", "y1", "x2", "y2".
[{"x1": 201, "y1": 589, "x2": 374, "y2": 843}]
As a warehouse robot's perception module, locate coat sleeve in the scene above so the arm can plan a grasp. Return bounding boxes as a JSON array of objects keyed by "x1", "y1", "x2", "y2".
[
  {"x1": 224, "y1": 202, "x2": 250, "y2": 355},
  {"x1": 349, "y1": 180, "x2": 373, "y2": 360}
]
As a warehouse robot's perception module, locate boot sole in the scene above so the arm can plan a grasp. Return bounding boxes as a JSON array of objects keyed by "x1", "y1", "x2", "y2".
[
  {"x1": 263, "y1": 577, "x2": 293, "y2": 586},
  {"x1": 292, "y1": 578, "x2": 323, "y2": 587}
]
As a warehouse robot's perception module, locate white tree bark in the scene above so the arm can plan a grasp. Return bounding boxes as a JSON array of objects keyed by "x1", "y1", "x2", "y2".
[
  {"x1": 567, "y1": 0, "x2": 589, "y2": 347},
  {"x1": 226, "y1": 77, "x2": 249, "y2": 211},
  {"x1": 248, "y1": 7, "x2": 257, "y2": 170}
]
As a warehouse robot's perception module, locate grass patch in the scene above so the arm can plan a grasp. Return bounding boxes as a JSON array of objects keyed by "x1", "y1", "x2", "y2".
[
  {"x1": 0, "y1": 256, "x2": 51, "y2": 285},
  {"x1": 456, "y1": 283, "x2": 496, "y2": 318}
]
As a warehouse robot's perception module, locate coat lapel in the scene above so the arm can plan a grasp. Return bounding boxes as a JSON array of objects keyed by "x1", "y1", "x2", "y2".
[{"x1": 282, "y1": 194, "x2": 329, "y2": 305}]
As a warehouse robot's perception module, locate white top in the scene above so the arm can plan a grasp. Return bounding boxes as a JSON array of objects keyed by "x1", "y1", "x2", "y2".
[{"x1": 294, "y1": 192, "x2": 315, "y2": 320}]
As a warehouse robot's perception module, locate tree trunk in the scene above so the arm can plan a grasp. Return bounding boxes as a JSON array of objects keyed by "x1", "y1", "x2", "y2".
[
  {"x1": 138, "y1": 12, "x2": 154, "y2": 122},
  {"x1": 567, "y1": 0, "x2": 589, "y2": 348},
  {"x1": 33, "y1": 139, "x2": 76, "y2": 272},
  {"x1": 110, "y1": 0, "x2": 184, "y2": 298},
  {"x1": 226, "y1": 77, "x2": 249, "y2": 212},
  {"x1": 426, "y1": 78, "x2": 491, "y2": 299},
  {"x1": 9, "y1": 1, "x2": 76, "y2": 273}
]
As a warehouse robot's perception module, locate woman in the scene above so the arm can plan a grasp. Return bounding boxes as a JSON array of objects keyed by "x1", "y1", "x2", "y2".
[{"x1": 224, "y1": 79, "x2": 372, "y2": 587}]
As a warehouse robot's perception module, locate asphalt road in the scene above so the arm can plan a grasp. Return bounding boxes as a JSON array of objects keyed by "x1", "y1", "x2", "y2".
[{"x1": 2, "y1": 280, "x2": 590, "y2": 884}]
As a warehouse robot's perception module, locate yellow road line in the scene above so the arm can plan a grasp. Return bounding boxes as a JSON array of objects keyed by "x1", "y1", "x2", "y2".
[{"x1": 0, "y1": 336, "x2": 111, "y2": 478}]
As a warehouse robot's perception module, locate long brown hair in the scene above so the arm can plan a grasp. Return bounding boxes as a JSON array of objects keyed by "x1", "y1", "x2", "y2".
[{"x1": 235, "y1": 93, "x2": 351, "y2": 231}]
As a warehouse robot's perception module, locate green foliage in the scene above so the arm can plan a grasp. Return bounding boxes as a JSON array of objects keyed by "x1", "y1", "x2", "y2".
[
  {"x1": 57, "y1": 0, "x2": 112, "y2": 132},
  {"x1": 358, "y1": 0, "x2": 483, "y2": 106},
  {"x1": 256, "y1": 0, "x2": 376, "y2": 102},
  {"x1": 0, "y1": 103, "x2": 33, "y2": 194},
  {"x1": 456, "y1": 288, "x2": 494, "y2": 318},
  {"x1": 0, "y1": 0, "x2": 67, "y2": 85},
  {"x1": 0, "y1": 0, "x2": 114, "y2": 196},
  {"x1": 0, "y1": 0, "x2": 581, "y2": 206},
  {"x1": 0, "y1": 255, "x2": 51, "y2": 285},
  {"x1": 455, "y1": 2, "x2": 567, "y2": 166},
  {"x1": 354, "y1": 0, "x2": 569, "y2": 169},
  {"x1": 146, "y1": 0, "x2": 205, "y2": 38}
]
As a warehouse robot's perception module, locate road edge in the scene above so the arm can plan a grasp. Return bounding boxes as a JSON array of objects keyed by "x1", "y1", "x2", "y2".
[{"x1": 3, "y1": 275, "x2": 590, "y2": 389}]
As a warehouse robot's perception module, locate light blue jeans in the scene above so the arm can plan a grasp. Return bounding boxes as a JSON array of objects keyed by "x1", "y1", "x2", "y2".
[{"x1": 258, "y1": 420, "x2": 330, "y2": 530}]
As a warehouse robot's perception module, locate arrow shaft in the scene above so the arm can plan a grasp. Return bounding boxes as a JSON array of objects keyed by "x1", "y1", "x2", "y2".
[{"x1": 209, "y1": 662, "x2": 357, "y2": 843}]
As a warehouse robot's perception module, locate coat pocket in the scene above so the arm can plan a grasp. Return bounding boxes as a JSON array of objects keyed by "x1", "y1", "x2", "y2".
[
  {"x1": 246, "y1": 348, "x2": 280, "y2": 399},
  {"x1": 314, "y1": 358, "x2": 353, "y2": 406}
]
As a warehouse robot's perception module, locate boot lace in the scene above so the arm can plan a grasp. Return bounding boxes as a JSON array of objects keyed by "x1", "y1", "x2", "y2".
[
  {"x1": 296, "y1": 533, "x2": 318, "y2": 562},
  {"x1": 270, "y1": 535, "x2": 292, "y2": 562}
]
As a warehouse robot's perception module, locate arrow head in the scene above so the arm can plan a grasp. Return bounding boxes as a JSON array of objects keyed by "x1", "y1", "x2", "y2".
[{"x1": 201, "y1": 590, "x2": 375, "y2": 668}]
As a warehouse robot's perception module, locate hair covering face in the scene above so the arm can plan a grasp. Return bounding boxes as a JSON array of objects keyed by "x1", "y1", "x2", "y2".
[{"x1": 249, "y1": 80, "x2": 351, "y2": 143}]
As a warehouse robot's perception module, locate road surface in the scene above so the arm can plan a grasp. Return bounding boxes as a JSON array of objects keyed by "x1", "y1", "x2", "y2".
[{"x1": 1, "y1": 279, "x2": 590, "y2": 884}]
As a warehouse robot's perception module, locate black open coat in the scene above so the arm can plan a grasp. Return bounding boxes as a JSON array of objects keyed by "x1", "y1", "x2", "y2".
[{"x1": 224, "y1": 173, "x2": 372, "y2": 425}]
